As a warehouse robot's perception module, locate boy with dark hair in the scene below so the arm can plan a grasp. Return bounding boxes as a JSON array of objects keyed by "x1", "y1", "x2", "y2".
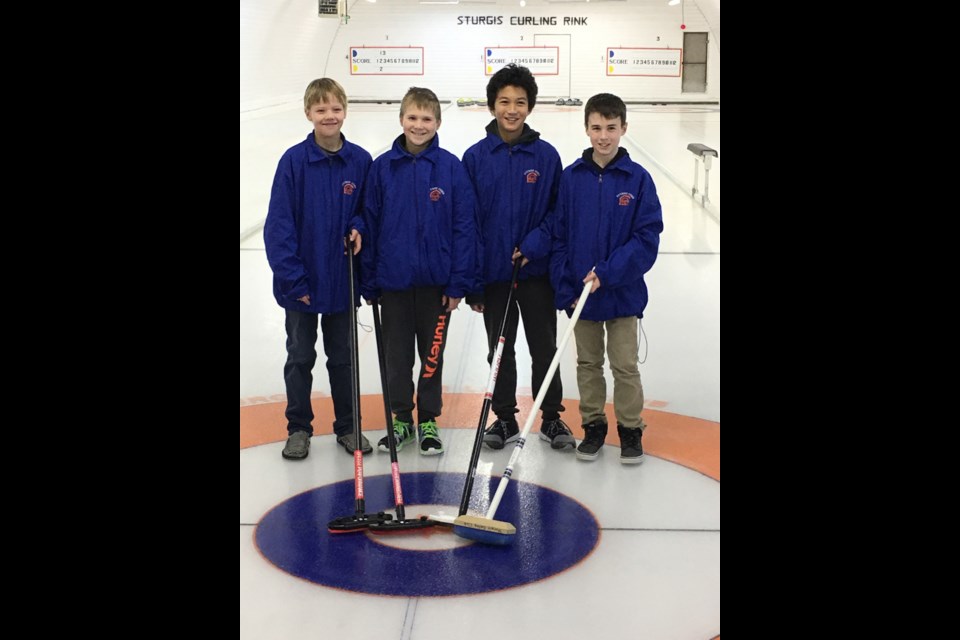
[
  {"x1": 551, "y1": 93, "x2": 663, "y2": 464},
  {"x1": 264, "y1": 78, "x2": 372, "y2": 460},
  {"x1": 360, "y1": 87, "x2": 477, "y2": 456},
  {"x1": 462, "y1": 64, "x2": 574, "y2": 452}
]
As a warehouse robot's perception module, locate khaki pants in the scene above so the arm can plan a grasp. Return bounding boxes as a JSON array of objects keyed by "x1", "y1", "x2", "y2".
[{"x1": 573, "y1": 316, "x2": 646, "y2": 430}]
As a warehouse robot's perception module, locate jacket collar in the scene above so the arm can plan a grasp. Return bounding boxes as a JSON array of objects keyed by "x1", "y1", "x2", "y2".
[
  {"x1": 386, "y1": 132, "x2": 441, "y2": 163},
  {"x1": 573, "y1": 147, "x2": 632, "y2": 175},
  {"x1": 305, "y1": 132, "x2": 352, "y2": 163},
  {"x1": 483, "y1": 119, "x2": 540, "y2": 153}
]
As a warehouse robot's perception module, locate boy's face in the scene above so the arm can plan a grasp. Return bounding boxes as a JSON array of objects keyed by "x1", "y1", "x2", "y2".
[
  {"x1": 306, "y1": 98, "x2": 345, "y2": 139},
  {"x1": 401, "y1": 106, "x2": 440, "y2": 153},
  {"x1": 586, "y1": 113, "x2": 627, "y2": 165},
  {"x1": 492, "y1": 85, "x2": 529, "y2": 140}
]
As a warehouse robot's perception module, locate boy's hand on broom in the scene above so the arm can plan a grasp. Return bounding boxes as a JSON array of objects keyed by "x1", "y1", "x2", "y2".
[
  {"x1": 344, "y1": 229, "x2": 362, "y2": 255},
  {"x1": 583, "y1": 270, "x2": 601, "y2": 292},
  {"x1": 511, "y1": 248, "x2": 529, "y2": 268},
  {"x1": 442, "y1": 295, "x2": 461, "y2": 312},
  {"x1": 572, "y1": 270, "x2": 601, "y2": 307}
]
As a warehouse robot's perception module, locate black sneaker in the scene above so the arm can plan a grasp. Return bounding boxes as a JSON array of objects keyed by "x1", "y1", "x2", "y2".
[
  {"x1": 417, "y1": 420, "x2": 444, "y2": 456},
  {"x1": 539, "y1": 418, "x2": 576, "y2": 450},
  {"x1": 483, "y1": 418, "x2": 519, "y2": 450},
  {"x1": 377, "y1": 418, "x2": 413, "y2": 452},
  {"x1": 617, "y1": 424, "x2": 644, "y2": 464},
  {"x1": 576, "y1": 421, "x2": 608, "y2": 461}
]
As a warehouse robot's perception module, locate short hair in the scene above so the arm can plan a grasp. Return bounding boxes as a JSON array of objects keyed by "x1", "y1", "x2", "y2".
[
  {"x1": 400, "y1": 87, "x2": 441, "y2": 121},
  {"x1": 486, "y1": 64, "x2": 538, "y2": 111},
  {"x1": 303, "y1": 78, "x2": 348, "y2": 112},
  {"x1": 584, "y1": 93, "x2": 627, "y2": 127}
]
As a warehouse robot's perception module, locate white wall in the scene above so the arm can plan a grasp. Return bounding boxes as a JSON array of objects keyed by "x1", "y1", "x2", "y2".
[
  {"x1": 240, "y1": 0, "x2": 720, "y2": 110},
  {"x1": 695, "y1": 0, "x2": 720, "y2": 49},
  {"x1": 240, "y1": 0, "x2": 343, "y2": 112}
]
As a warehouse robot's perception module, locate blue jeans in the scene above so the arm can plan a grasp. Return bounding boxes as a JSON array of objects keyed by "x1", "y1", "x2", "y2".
[{"x1": 283, "y1": 309, "x2": 357, "y2": 436}]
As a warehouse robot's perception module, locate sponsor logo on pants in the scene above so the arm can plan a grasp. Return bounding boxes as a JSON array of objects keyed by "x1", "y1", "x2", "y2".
[{"x1": 423, "y1": 315, "x2": 447, "y2": 378}]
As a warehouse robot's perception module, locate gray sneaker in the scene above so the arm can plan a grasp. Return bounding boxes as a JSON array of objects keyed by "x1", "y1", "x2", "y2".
[
  {"x1": 282, "y1": 431, "x2": 311, "y2": 460},
  {"x1": 539, "y1": 418, "x2": 576, "y2": 450},
  {"x1": 336, "y1": 432, "x2": 373, "y2": 455},
  {"x1": 483, "y1": 418, "x2": 519, "y2": 450}
]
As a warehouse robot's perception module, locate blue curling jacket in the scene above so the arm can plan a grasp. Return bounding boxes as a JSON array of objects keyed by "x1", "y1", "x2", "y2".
[
  {"x1": 551, "y1": 148, "x2": 663, "y2": 321},
  {"x1": 462, "y1": 120, "x2": 561, "y2": 287},
  {"x1": 360, "y1": 134, "x2": 477, "y2": 300},
  {"x1": 263, "y1": 132, "x2": 371, "y2": 314}
]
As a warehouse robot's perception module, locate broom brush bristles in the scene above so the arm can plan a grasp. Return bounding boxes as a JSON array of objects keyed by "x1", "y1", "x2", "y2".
[{"x1": 454, "y1": 514, "x2": 516, "y2": 535}]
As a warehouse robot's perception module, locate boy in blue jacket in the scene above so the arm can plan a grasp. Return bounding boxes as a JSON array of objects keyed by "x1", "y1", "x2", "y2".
[
  {"x1": 360, "y1": 87, "x2": 477, "y2": 456},
  {"x1": 462, "y1": 64, "x2": 574, "y2": 452},
  {"x1": 551, "y1": 93, "x2": 663, "y2": 464},
  {"x1": 264, "y1": 78, "x2": 373, "y2": 461}
]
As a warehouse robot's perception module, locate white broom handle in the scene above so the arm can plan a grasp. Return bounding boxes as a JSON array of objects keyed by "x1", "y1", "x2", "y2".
[{"x1": 485, "y1": 280, "x2": 593, "y2": 519}]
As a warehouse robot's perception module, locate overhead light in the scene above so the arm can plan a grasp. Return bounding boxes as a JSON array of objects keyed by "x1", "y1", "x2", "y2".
[
  {"x1": 520, "y1": 0, "x2": 526, "y2": 5},
  {"x1": 419, "y1": 1, "x2": 459, "y2": 3},
  {"x1": 668, "y1": 0, "x2": 681, "y2": 5}
]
